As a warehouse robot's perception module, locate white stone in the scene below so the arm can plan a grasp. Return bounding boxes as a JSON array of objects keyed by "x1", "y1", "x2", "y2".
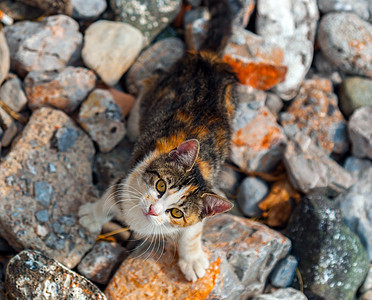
[
  {"x1": 0, "y1": 29, "x2": 10, "y2": 85},
  {"x1": 71, "y1": 0, "x2": 107, "y2": 20}
]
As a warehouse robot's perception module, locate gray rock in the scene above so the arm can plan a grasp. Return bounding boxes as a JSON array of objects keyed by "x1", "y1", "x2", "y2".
[
  {"x1": 4, "y1": 15, "x2": 82, "y2": 76},
  {"x1": 252, "y1": 288, "x2": 308, "y2": 300},
  {"x1": 51, "y1": 127, "x2": 78, "y2": 152},
  {"x1": 77, "y1": 241, "x2": 127, "y2": 284},
  {"x1": 270, "y1": 255, "x2": 298, "y2": 288},
  {"x1": 35, "y1": 209, "x2": 49, "y2": 223},
  {"x1": 360, "y1": 265, "x2": 372, "y2": 294},
  {"x1": 284, "y1": 133, "x2": 354, "y2": 195},
  {"x1": 286, "y1": 192, "x2": 369, "y2": 300},
  {"x1": 348, "y1": 106, "x2": 372, "y2": 159},
  {"x1": 71, "y1": 0, "x2": 107, "y2": 20},
  {"x1": 339, "y1": 77, "x2": 372, "y2": 117},
  {"x1": 318, "y1": 12, "x2": 372, "y2": 78},
  {"x1": 78, "y1": 89, "x2": 126, "y2": 153},
  {"x1": 344, "y1": 156, "x2": 372, "y2": 179},
  {"x1": 215, "y1": 165, "x2": 242, "y2": 197},
  {"x1": 0, "y1": 107, "x2": 97, "y2": 268},
  {"x1": 318, "y1": 0, "x2": 370, "y2": 20},
  {"x1": 0, "y1": 77, "x2": 28, "y2": 113},
  {"x1": 0, "y1": 30, "x2": 10, "y2": 86},
  {"x1": 25, "y1": 67, "x2": 96, "y2": 114},
  {"x1": 82, "y1": 20, "x2": 144, "y2": 86},
  {"x1": 237, "y1": 177, "x2": 268, "y2": 217},
  {"x1": 265, "y1": 93, "x2": 283, "y2": 115},
  {"x1": 1, "y1": 122, "x2": 18, "y2": 148},
  {"x1": 110, "y1": 0, "x2": 182, "y2": 44},
  {"x1": 336, "y1": 167, "x2": 372, "y2": 260},
  {"x1": 5, "y1": 250, "x2": 106, "y2": 300}
]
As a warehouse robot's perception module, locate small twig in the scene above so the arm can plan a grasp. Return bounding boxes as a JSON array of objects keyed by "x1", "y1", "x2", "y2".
[
  {"x1": 97, "y1": 226, "x2": 130, "y2": 241},
  {"x1": 296, "y1": 267, "x2": 304, "y2": 293},
  {"x1": 226, "y1": 164, "x2": 286, "y2": 182},
  {"x1": 0, "y1": 99, "x2": 28, "y2": 125}
]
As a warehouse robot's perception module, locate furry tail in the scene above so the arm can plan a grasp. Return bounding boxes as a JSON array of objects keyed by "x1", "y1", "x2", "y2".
[{"x1": 200, "y1": 0, "x2": 234, "y2": 54}]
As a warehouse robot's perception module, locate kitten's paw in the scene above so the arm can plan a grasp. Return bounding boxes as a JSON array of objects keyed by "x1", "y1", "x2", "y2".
[
  {"x1": 178, "y1": 252, "x2": 209, "y2": 282},
  {"x1": 78, "y1": 202, "x2": 104, "y2": 233}
]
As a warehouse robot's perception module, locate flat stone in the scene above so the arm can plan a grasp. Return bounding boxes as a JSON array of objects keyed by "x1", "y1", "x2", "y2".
[
  {"x1": 286, "y1": 192, "x2": 369, "y2": 300},
  {"x1": 0, "y1": 30, "x2": 10, "y2": 86},
  {"x1": 71, "y1": 0, "x2": 107, "y2": 20},
  {"x1": 237, "y1": 177, "x2": 268, "y2": 217},
  {"x1": 82, "y1": 20, "x2": 144, "y2": 86},
  {"x1": 4, "y1": 15, "x2": 82, "y2": 76},
  {"x1": 110, "y1": 0, "x2": 182, "y2": 44},
  {"x1": 280, "y1": 77, "x2": 349, "y2": 155},
  {"x1": 252, "y1": 288, "x2": 308, "y2": 300},
  {"x1": 25, "y1": 67, "x2": 96, "y2": 114},
  {"x1": 348, "y1": 106, "x2": 372, "y2": 159},
  {"x1": 339, "y1": 76, "x2": 372, "y2": 117},
  {"x1": 318, "y1": 12, "x2": 372, "y2": 78},
  {"x1": 318, "y1": 0, "x2": 370, "y2": 21},
  {"x1": 78, "y1": 89, "x2": 126, "y2": 153},
  {"x1": 5, "y1": 250, "x2": 106, "y2": 300},
  {"x1": 105, "y1": 214, "x2": 291, "y2": 299},
  {"x1": 0, "y1": 107, "x2": 97, "y2": 268},
  {"x1": 77, "y1": 241, "x2": 127, "y2": 285},
  {"x1": 270, "y1": 255, "x2": 298, "y2": 288},
  {"x1": 0, "y1": 77, "x2": 28, "y2": 112}
]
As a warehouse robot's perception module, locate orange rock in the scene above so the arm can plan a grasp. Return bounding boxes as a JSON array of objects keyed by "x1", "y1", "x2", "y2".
[{"x1": 108, "y1": 88, "x2": 135, "y2": 117}]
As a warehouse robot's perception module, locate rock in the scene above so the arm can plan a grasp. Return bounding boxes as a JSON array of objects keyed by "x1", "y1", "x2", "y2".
[
  {"x1": 82, "y1": 20, "x2": 144, "y2": 86},
  {"x1": 0, "y1": 107, "x2": 97, "y2": 268},
  {"x1": 125, "y1": 37, "x2": 185, "y2": 96},
  {"x1": 360, "y1": 265, "x2": 372, "y2": 294},
  {"x1": 318, "y1": 12, "x2": 372, "y2": 78},
  {"x1": 0, "y1": 121, "x2": 18, "y2": 148},
  {"x1": 286, "y1": 192, "x2": 369, "y2": 300},
  {"x1": 256, "y1": 0, "x2": 319, "y2": 99},
  {"x1": 110, "y1": 0, "x2": 182, "y2": 44},
  {"x1": 230, "y1": 0, "x2": 255, "y2": 27},
  {"x1": 252, "y1": 288, "x2": 308, "y2": 300},
  {"x1": 0, "y1": 30, "x2": 10, "y2": 86},
  {"x1": 5, "y1": 250, "x2": 106, "y2": 300},
  {"x1": 0, "y1": 0, "x2": 43, "y2": 21},
  {"x1": 280, "y1": 77, "x2": 349, "y2": 155},
  {"x1": 237, "y1": 177, "x2": 268, "y2": 217},
  {"x1": 4, "y1": 15, "x2": 82, "y2": 76},
  {"x1": 17, "y1": 0, "x2": 73, "y2": 15},
  {"x1": 77, "y1": 242, "x2": 127, "y2": 285},
  {"x1": 336, "y1": 167, "x2": 372, "y2": 260},
  {"x1": 71, "y1": 0, "x2": 107, "y2": 20},
  {"x1": 230, "y1": 101, "x2": 287, "y2": 173},
  {"x1": 265, "y1": 93, "x2": 283, "y2": 115},
  {"x1": 344, "y1": 156, "x2": 372, "y2": 179},
  {"x1": 269, "y1": 255, "x2": 298, "y2": 288},
  {"x1": 348, "y1": 106, "x2": 372, "y2": 159},
  {"x1": 78, "y1": 89, "x2": 126, "y2": 153},
  {"x1": 318, "y1": 0, "x2": 370, "y2": 21},
  {"x1": 109, "y1": 88, "x2": 136, "y2": 118},
  {"x1": 105, "y1": 214, "x2": 291, "y2": 299},
  {"x1": 339, "y1": 77, "x2": 372, "y2": 117},
  {"x1": 0, "y1": 77, "x2": 27, "y2": 113},
  {"x1": 24, "y1": 67, "x2": 95, "y2": 113}
]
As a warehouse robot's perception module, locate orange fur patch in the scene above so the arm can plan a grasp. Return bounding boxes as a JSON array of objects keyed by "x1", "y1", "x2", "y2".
[
  {"x1": 155, "y1": 132, "x2": 187, "y2": 154},
  {"x1": 175, "y1": 110, "x2": 192, "y2": 124},
  {"x1": 197, "y1": 159, "x2": 212, "y2": 181},
  {"x1": 224, "y1": 84, "x2": 234, "y2": 117}
]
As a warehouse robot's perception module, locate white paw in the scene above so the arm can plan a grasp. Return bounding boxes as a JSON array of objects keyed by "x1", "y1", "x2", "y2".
[
  {"x1": 178, "y1": 252, "x2": 209, "y2": 282},
  {"x1": 78, "y1": 202, "x2": 104, "y2": 233}
]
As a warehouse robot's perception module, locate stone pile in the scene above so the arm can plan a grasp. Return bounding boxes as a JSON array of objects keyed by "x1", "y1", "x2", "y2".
[{"x1": 0, "y1": 0, "x2": 371, "y2": 299}]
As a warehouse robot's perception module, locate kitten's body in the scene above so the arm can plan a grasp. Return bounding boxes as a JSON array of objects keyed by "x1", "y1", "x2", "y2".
[{"x1": 79, "y1": 0, "x2": 238, "y2": 282}]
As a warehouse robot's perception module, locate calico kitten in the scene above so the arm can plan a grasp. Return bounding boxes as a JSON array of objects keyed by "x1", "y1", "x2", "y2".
[{"x1": 79, "y1": 0, "x2": 238, "y2": 282}]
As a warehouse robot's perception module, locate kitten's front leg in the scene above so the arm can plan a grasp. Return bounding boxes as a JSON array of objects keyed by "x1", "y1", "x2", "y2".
[{"x1": 177, "y1": 222, "x2": 209, "y2": 282}]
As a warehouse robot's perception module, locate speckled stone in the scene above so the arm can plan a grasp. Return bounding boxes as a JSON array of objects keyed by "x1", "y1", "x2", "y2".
[
  {"x1": 5, "y1": 250, "x2": 106, "y2": 300},
  {"x1": 0, "y1": 107, "x2": 97, "y2": 269},
  {"x1": 0, "y1": 30, "x2": 10, "y2": 86},
  {"x1": 348, "y1": 106, "x2": 372, "y2": 159}
]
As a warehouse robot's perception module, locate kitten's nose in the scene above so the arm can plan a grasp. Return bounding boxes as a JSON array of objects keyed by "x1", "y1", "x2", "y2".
[{"x1": 147, "y1": 204, "x2": 158, "y2": 216}]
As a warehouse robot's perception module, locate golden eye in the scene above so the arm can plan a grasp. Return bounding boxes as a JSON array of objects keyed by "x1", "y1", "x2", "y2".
[
  {"x1": 170, "y1": 208, "x2": 183, "y2": 219},
  {"x1": 155, "y1": 179, "x2": 166, "y2": 194}
]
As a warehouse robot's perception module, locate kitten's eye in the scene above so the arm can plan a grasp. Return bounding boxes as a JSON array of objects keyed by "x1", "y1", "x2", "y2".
[
  {"x1": 155, "y1": 179, "x2": 166, "y2": 195},
  {"x1": 170, "y1": 208, "x2": 183, "y2": 219}
]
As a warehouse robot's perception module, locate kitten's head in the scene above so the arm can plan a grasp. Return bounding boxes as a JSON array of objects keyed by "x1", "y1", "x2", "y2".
[{"x1": 119, "y1": 139, "x2": 233, "y2": 236}]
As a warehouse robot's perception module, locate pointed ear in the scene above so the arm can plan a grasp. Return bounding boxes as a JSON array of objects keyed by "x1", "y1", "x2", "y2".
[
  {"x1": 201, "y1": 193, "x2": 234, "y2": 218},
  {"x1": 168, "y1": 139, "x2": 200, "y2": 172}
]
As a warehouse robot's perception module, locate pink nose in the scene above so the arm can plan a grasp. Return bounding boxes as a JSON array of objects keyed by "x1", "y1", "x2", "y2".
[{"x1": 147, "y1": 204, "x2": 158, "y2": 216}]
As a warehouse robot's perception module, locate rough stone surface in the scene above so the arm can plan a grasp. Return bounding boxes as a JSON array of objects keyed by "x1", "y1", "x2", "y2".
[
  {"x1": 286, "y1": 192, "x2": 369, "y2": 300},
  {"x1": 82, "y1": 20, "x2": 144, "y2": 86},
  {"x1": 0, "y1": 121, "x2": 18, "y2": 148},
  {"x1": 0, "y1": 30, "x2": 10, "y2": 86},
  {"x1": 105, "y1": 214, "x2": 291, "y2": 299},
  {"x1": 336, "y1": 167, "x2": 372, "y2": 260},
  {"x1": 318, "y1": 12, "x2": 372, "y2": 78},
  {"x1": 125, "y1": 37, "x2": 185, "y2": 96},
  {"x1": 0, "y1": 107, "x2": 97, "y2": 268},
  {"x1": 284, "y1": 133, "x2": 354, "y2": 195},
  {"x1": 77, "y1": 242, "x2": 127, "y2": 285},
  {"x1": 110, "y1": 0, "x2": 182, "y2": 44},
  {"x1": 318, "y1": 0, "x2": 370, "y2": 20},
  {"x1": 231, "y1": 101, "x2": 287, "y2": 173},
  {"x1": 25, "y1": 67, "x2": 96, "y2": 113},
  {"x1": 4, "y1": 15, "x2": 82, "y2": 76},
  {"x1": 5, "y1": 250, "x2": 106, "y2": 300},
  {"x1": 78, "y1": 89, "x2": 126, "y2": 153},
  {"x1": 252, "y1": 288, "x2": 308, "y2": 300},
  {"x1": 348, "y1": 106, "x2": 372, "y2": 159},
  {"x1": 339, "y1": 76, "x2": 372, "y2": 117},
  {"x1": 71, "y1": 0, "x2": 107, "y2": 20},
  {"x1": 269, "y1": 255, "x2": 298, "y2": 288},
  {"x1": 237, "y1": 177, "x2": 268, "y2": 217},
  {"x1": 344, "y1": 156, "x2": 372, "y2": 179},
  {"x1": 0, "y1": 77, "x2": 28, "y2": 113},
  {"x1": 280, "y1": 78, "x2": 349, "y2": 155}
]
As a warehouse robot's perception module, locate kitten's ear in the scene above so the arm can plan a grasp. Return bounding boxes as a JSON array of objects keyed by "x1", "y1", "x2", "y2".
[
  {"x1": 168, "y1": 139, "x2": 200, "y2": 172},
  {"x1": 201, "y1": 193, "x2": 233, "y2": 218}
]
